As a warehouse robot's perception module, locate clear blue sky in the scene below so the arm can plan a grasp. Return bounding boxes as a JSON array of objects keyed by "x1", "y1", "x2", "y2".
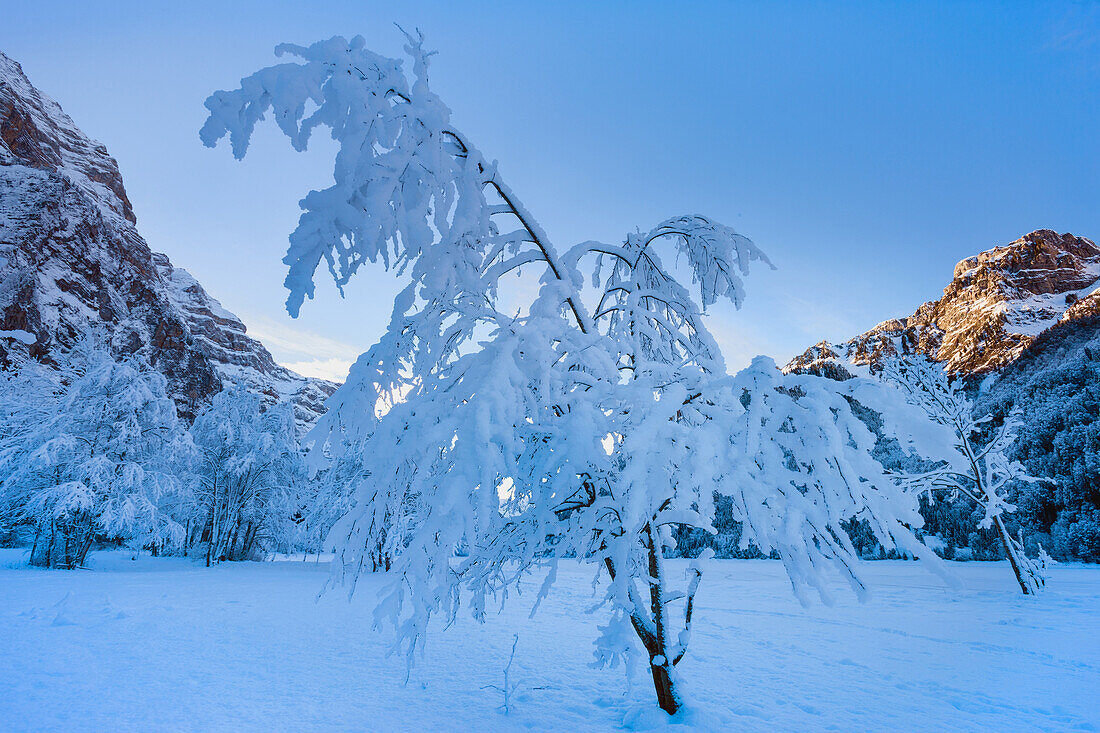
[{"x1": 4, "y1": 1, "x2": 1099, "y2": 380}]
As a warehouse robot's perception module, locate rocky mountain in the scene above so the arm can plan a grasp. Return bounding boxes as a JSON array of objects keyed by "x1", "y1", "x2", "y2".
[
  {"x1": 786, "y1": 229, "x2": 1100, "y2": 378},
  {"x1": 784, "y1": 228, "x2": 1100, "y2": 562},
  {"x1": 0, "y1": 50, "x2": 334, "y2": 428}
]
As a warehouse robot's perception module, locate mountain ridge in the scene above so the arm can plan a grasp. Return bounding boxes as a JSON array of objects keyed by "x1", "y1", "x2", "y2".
[
  {"x1": 786, "y1": 229, "x2": 1100, "y2": 378},
  {"x1": 784, "y1": 227, "x2": 1100, "y2": 561},
  {"x1": 0, "y1": 50, "x2": 334, "y2": 428}
]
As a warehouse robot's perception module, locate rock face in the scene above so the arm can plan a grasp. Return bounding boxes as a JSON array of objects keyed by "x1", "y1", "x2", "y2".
[
  {"x1": 785, "y1": 230, "x2": 1100, "y2": 562},
  {"x1": 0, "y1": 51, "x2": 334, "y2": 428},
  {"x1": 787, "y1": 229, "x2": 1100, "y2": 378}
]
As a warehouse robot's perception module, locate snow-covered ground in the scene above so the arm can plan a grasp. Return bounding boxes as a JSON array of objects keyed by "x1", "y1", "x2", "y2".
[{"x1": 0, "y1": 550, "x2": 1096, "y2": 732}]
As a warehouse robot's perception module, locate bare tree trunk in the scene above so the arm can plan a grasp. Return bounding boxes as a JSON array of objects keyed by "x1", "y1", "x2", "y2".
[
  {"x1": 239, "y1": 521, "x2": 256, "y2": 560},
  {"x1": 74, "y1": 535, "x2": 94, "y2": 567},
  {"x1": 29, "y1": 526, "x2": 41, "y2": 567},
  {"x1": 227, "y1": 520, "x2": 242, "y2": 560},
  {"x1": 992, "y1": 515, "x2": 1041, "y2": 595},
  {"x1": 649, "y1": 664, "x2": 678, "y2": 717},
  {"x1": 601, "y1": 522, "x2": 699, "y2": 718},
  {"x1": 46, "y1": 522, "x2": 57, "y2": 567},
  {"x1": 204, "y1": 503, "x2": 217, "y2": 567},
  {"x1": 60, "y1": 528, "x2": 72, "y2": 568},
  {"x1": 73, "y1": 514, "x2": 96, "y2": 568}
]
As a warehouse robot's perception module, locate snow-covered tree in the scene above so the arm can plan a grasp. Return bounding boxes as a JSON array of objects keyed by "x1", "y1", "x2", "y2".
[
  {"x1": 0, "y1": 344, "x2": 188, "y2": 568},
  {"x1": 183, "y1": 386, "x2": 302, "y2": 565},
  {"x1": 880, "y1": 355, "x2": 1046, "y2": 594},
  {"x1": 0, "y1": 361, "x2": 63, "y2": 546},
  {"x1": 202, "y1": 33, "x2": 950, "y2": 715}
]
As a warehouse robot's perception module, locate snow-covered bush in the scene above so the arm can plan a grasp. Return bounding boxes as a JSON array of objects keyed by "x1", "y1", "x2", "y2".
[
  {"x1": 1051, "y1": 509, "x2": 1100, "y2": 562},
  {"x1": 181, "y1": 385, "x2": 302, "y2": 565},
  {"x1": 203, "y1": 32, "x2": 951, "y2": 715},
  {"x1": 881, "y1": 355, "x2": 1047, "y2": 594},
  {"x1": 0, "y1": 344, "x2": 188, "y2": 568}
]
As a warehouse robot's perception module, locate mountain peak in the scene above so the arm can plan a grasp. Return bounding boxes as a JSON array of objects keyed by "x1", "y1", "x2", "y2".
[{"x1": 787, "y1": 229, "x2": 1100, "y2": 377}]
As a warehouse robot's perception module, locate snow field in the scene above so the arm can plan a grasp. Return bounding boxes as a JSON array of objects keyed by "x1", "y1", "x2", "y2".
[{"x1": 0, "y1": 550, "x2": 1096, "y2": 732}]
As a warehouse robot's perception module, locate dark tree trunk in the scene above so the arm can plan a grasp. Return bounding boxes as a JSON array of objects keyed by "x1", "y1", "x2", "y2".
[
  {"x1": 645, "y1": 525, "x2": 681, "y2": 715},
  {"x1": 29, "y1": 524, "x2": 53, "y2": 567},
  {"x1": 992, "y1": 515, "x2": 1038, "y2": 595},
  {"x1": 45, "y1": 523, "x2": 57, "y2": 567},
  {"x1": 28, "y1": 526, "x2": 41, "y2": 567},
  {"x1": 650, "y1": 663, "x2": 678, "y2": 716},
  {"x1": 74, "y1": 536, "x2": 94, "y2": 568},
  {"x1": 603, "y1": 528, "x2": 684, "y2": 716},
  {"x1": 226, "y1": 520, "x2": 242, "y2": 561},
  {"x1": 204, "y1": 508, "x2": 216, "y2": 567},
  {"x1": 73, "y1": 515, "x2": 96, "y2": 568},
  {"x1": 239, "y1": 521, "x2": 256, "y2": 560}
]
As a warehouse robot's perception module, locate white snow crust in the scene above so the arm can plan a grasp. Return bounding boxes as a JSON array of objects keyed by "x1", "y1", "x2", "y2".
[{"x1": 0, "y1": 550, "x2": 1096, "y2": 732}]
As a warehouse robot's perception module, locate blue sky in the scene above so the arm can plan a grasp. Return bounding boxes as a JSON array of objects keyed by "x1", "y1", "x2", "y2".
[{"x1": 4, "y1": 1, "x2": 1099, "y2": 380}]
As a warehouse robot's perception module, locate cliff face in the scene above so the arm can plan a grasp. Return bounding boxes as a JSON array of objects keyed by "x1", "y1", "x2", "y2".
[
  {"x1": 784, "y1": 230, "x2": 1100, "y2": 562},
  {"x1": 0, "y1": 51, "x2": 334, "y2": 428},
  {"x1": 787, "y1": 229, "x2": 1100, "y2": 378}
]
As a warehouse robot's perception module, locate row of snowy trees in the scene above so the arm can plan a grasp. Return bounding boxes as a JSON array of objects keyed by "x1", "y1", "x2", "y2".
[
  {"x1": 199, "y1": 32, "x2": 1052, "y2": 715},
  {"x1": 0, "y1": 342, "x2": 338, "y2": 569}
]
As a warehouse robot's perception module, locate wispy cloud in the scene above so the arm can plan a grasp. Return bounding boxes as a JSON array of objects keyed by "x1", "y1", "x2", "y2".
[
  {"x1": 281, "y1": 357, "x2": 354, "y2": 383},
  {"x1": 239, "y1": 313, "x2": 363, "y2": 383},
  {"x1": 1044, "y1": 4, "x2": 1100, "y2": 53}
]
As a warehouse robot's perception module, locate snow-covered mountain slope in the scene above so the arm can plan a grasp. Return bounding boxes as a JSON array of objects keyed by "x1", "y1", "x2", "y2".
[
  {"x1": 0, "y1": 50, "x2": 334, "y2": 428},
  {"x1": 786, "y1": 229, "x2": 1100, "y2": 377}
]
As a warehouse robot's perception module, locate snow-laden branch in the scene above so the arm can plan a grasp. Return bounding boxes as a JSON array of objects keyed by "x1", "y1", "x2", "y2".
[
  {"x1": 203, "y1": 32, "x2": 957, "y2": 715},
  {"x1": 879, "y1": 355, "x2": 1046, "y2": 594}
]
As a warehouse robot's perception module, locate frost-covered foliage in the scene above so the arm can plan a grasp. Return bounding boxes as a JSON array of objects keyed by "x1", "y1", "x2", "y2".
[
  {"x1": 0, "y1": 344, "x2": 188, "y2": 568},
  {"x1": 578, "y1": 214, "x2": 769, "y2": 375},
  {"x1": 284, "y1": 436, "x2": 366, "y2": 559},
  {"x1": 973, "y1": 318, "x2": 1100, "y2": 562},
  {"x1": 0, "y1": 361, "x2": 62, "y2": 548},
  {"x1": 881, "y1": 356, "x2": 1046, "y2": 594},
  {"x1": 182, "y1": 386, "x2": 302, "y2": 565},
  {"x1": 0, "y1": 355, "x2": 312, "y2": 566},
  {"x1": 717, "y1": 360, "x2": 948, "y2": 601},
  {"x1": 203, "y1": 33, "x2": 952, "y2": 715}
]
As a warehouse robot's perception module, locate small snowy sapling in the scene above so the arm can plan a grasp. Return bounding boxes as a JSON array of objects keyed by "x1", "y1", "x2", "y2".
[
  {"x1": 881, "y1": 355, "x2": 1046, "y2": 594},
  {"x1": 203, "y1": 31, "x2": 951, "y2": 715}
]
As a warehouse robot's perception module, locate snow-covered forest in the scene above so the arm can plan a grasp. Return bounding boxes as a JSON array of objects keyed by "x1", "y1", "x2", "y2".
[{"x1": 2, "y1": 12, "x2": 1098, "y2": 732}]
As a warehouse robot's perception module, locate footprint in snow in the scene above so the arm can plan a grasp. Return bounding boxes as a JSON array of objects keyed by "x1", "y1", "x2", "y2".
[
  {"x1": 50, "y1": 612, "x2": 78, "y2": 627},
  {"x1": 49, "y1": 591, "x2": 77, "y2": 626}
]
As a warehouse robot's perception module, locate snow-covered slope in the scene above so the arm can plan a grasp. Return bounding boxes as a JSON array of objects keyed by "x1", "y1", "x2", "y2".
[
  {"x1": 0, "y1": 50, "x2": 334, "y2": 427},
  {"x1": 787, "y1": 229, "x2": 1100, "y2": 377}
]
